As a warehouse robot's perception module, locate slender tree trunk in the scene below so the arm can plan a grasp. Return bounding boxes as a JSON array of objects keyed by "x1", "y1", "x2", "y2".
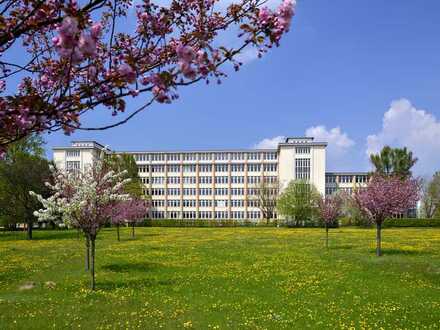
[
  {"x1": 90, "y1": 238, "x2": 96, "y2": 290},
  {"x1": 376, "y1": 222, "x2": 382, "y2": 257},
  {"x1": 325, "y1": 224, "x2": 329, "y2": 249},
  {"x1": 116, "y1": 224, "x2": 120, "y2": 241},
  {"x1": 131, "y1": 223, "x2": 135, "y2": 238},
  {"x1": 85, "y1": 236, "x2": 90, "y2": 271},
  {"x1": 26, "y1": 221, "x2": 32, "y2": 240}
]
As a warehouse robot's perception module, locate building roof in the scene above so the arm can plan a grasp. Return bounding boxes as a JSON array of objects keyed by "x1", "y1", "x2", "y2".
[{"x1": 325, "y1": 171, "x2": 369, "y2": 176}]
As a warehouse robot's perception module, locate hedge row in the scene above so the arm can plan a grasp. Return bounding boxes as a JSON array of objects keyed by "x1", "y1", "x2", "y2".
[
  {"x1": 142, "y1": 219, "x2": 336, "y2": 228},
  {"x1": 383, "y1": 218, "x2": 440, "y2": 228},
  {"x1": 142, "y1": 219, "x2": 275, "y2": 227}
]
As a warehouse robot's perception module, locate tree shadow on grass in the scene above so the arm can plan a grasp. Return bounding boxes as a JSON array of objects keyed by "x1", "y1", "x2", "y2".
[
  {"x1": 0, "y1": 230, "x2": 79, "y2": 241},
  {"x1": 369, "y1": 248, "x2": 430, "y2": 256},
  {"x1": 101, "y1": 261, "x2": 163, "y2": 273}
]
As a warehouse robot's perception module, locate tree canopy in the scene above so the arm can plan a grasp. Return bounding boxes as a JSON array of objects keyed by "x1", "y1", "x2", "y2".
[
  {"x1": 0, "y1": 135, "x2": 51, "y2": 238},
  {"x1": 277, "y1": 180, "x2": 320, "y2": 226},
  {"x1": 370, "y1": 146, "x2": 417, "y2": 178}
]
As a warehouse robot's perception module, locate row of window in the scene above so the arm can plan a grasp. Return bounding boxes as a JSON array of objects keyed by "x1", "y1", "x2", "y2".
[
  {"x1": 138, "y1": 163, "x2": 278, "y2": 173},
  {"x1": 152, "y1": 211, "x2": 263, "y2": 219},
  {"x1": 142, "y1": 175, "x2": 278, "y2": 185},
  {"x1": 133, "y1": 152, "x2": 277, "y2": 162},
  {"x1": 152, "y1": 199, "x2": 263, "y2": 208},
  {"x1": 325, "y1": 175, "x2": 369, "y2": 184},
  {"x1": 66, "y1": 150, "x2": 80, "y2": 157},
  {"x1": 325, "y1": 187, "x2": 355, "y2": 195},
  {"x1": 296, "y1": 146, "x2": 311, "y2": 154},
  {"x1": 148, "y1": 188, "x2": 278, "y2": 196}
]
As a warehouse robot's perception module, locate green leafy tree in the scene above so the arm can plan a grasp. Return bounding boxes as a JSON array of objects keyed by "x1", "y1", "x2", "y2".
[
  {"x1": 277, "y1": 180, "x2": 320, "y2": 227},
  {"x1": 105, "y1": 154, "x2": 143, "y2": 198},
  {"x1": 0, "y1": 135, "x2": 51, "y2": 239},
  {"x1": 421, "y1": 172, "x2": 440, "y2": 218},
  {"x1": 370, "y1": 146, "x2": 417, "y2": 178}
]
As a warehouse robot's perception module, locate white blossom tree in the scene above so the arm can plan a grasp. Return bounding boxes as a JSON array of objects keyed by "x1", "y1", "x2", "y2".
[{"x1": 31, "y1": 156, "x2": 130, "y2": 290}]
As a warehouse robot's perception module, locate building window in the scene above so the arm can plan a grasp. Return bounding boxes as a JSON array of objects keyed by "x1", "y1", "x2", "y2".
[
  {"x1": 340, "y1": 175, "x2": 353, "y2": 183},
  {"x1": 296, "y1": 146, "x2": 310, "y2": 154},
  {"x1": 295, "y1": 158, "x2": 310, "y2": 180},
  {"x1": 356, "y1": 175, "x2": 368, "y2": 183},
  {"x1": 247, "y1": 163, "x2": 261, "y2": 172},
  {"x1": 215, "y1": 164, "x2": 228, "y2": 172},
  {"x1": 167, "y1": 153, "x2": 180, "y2": 161},
  {"x1": 66, "y1": 150, "x2": 80, "y2": 157},
  {"x1": 326, "y1": 175, "x2": 336, "y2": 183},
  {"x1": 66, "y1": 161, "x2": 80, "y2": 170}
]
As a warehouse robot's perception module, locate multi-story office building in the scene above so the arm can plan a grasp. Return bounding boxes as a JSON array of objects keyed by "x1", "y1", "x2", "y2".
[{"x1": 53, "y1": 137, "x2": 369, "y2": 220}]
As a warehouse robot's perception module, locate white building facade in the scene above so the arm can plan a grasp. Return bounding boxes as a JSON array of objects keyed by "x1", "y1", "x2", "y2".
[{"x1": 53, "y1": 137, "x2": 369, "y2": 220}]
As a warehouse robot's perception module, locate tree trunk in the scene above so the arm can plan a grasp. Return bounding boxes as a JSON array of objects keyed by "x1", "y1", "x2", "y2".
[
  {"x1": 85, "y1": 236, "x2": 90, "y2": 271},
  {"x1": 117, "y1": 224, "x2": 120, "y2": 241},
  {"x1": 90, "y1": 238, "x2": 96, "y2": 290},
  {"x1": 325, "y1": 224, "x2": 329, "y2": 249},
  {"x1": 26, "y1": 221, "x2": 32, "y2": 240},
  {"x1": 376, "y1": 222, "x2": 382, "y2": 257},
  {"x1": 131, "y1": 223, "x2": 135, "y2": 239}
]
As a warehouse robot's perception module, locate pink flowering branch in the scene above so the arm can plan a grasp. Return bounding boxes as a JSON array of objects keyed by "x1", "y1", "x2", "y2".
[{"x1": 0, "y1": 0, "x2": 297, "y2": 156}]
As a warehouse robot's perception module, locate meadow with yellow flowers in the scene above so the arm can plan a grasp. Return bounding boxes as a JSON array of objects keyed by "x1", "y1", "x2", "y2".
[{"x1": 1, "y1": 227, "x2": 439, "y2": 329}]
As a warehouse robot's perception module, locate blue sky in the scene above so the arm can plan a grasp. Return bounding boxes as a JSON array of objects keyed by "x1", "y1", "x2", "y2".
[{"x1": 44, "y1": 0, "x2": 440, "y2": 177}]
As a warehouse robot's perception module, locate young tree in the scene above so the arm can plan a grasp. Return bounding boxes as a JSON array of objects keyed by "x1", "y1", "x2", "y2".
[
  {"x1": 106, "y1": 198, "x2": 149, "y2": 240},
  {"x1": 0, "y1": 0, "x2": 296, "y2": 156},
  {"x1": 421, "y1": 172, "x2": 440, "y2": 218},
  {"x1": 0, "y1": 135, "x2": 51, "y2": 238},
  {"x1": 31, "y1": 156, "x2": 130, "y2": 290},
  {"x1": 249, "y1": 178, "x2": 279, "y2": 224},
  {"x1": 318, "y1": 194, "x2": 343, "y2": 249},
  {"x1": 277, "y1": 180, "x2": 320, "y2": 227},
  {"x1": 121, "y1": 198, "x2": 149, "y2": 238},
  {"x1": 370, "y1": 146, "x2": 417, "y2": 178},
  {"x1": 353, "y1": 175, "x2": 420, "y2": 256}
]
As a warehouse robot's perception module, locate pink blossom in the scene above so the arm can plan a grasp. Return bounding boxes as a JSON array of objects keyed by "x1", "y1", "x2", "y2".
[
  {"x1": 176, "y1": 44, "x2": 196, "y2": 63},
  {"x1": 78, "y1": 33, "x2": 97, "y2": 57},
  {"x1": 179, "y1": 62, "x2": 197, "y2": 80},
  {"x1": 90, "y1": 22, "x2": 102, "y2": 39},
  {"x1": 118, "y1": 63, "x2": 136, "y2": 83}
]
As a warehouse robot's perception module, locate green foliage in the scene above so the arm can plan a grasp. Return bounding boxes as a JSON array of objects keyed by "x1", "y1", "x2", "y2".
[
  {"x1": 105, "y1": 153, "x2": 143, "y2": 197},
  {"x1": 370, "y1": 146, "x2": 417, "y2": 178},
  {"x1": 383, "y1": 218, "x2": 440, "y2": 228},
  {"x1": 341, "y1": 195, "x2": 371, "y2": 227},
  {"x1": 277, "y1": 180, "x2": 320, "y2": 227},
  {"x1": 4, "y1": 135, "x2": 45, "y2": 161},
  {"x1": 0, "y1": 135, "x2": 51, "y2": 237},
  {"x1": 421, "y1": 172, "x2": 440, "y2": 218}
]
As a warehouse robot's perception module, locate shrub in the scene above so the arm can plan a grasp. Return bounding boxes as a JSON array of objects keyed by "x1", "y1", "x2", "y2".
[{"x1": 383, "y1": 218, "x2": 440, "y2": 228}]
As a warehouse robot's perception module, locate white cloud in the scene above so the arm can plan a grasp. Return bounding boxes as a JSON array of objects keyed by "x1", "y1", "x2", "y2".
[
  {"x1": 366, "y1": 98, "x2": 440, "y2": 176},
  {"x1": 305, "y1": 125, "x2": 355, "y2": 154},
  {"x1": 253, "y1": 136, "x2": 285, "y2": 149},
  {"x1": 253, "y1": 126, "x2": 355, "y2": 163},
  {"x1": 305, "y1": 125, "x2": 356, "y2": 171}
]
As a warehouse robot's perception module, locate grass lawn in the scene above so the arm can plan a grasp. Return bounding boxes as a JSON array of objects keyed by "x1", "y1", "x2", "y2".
[{"x1": 1, "y1": 227, "x2": 440, "y2": 329}]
